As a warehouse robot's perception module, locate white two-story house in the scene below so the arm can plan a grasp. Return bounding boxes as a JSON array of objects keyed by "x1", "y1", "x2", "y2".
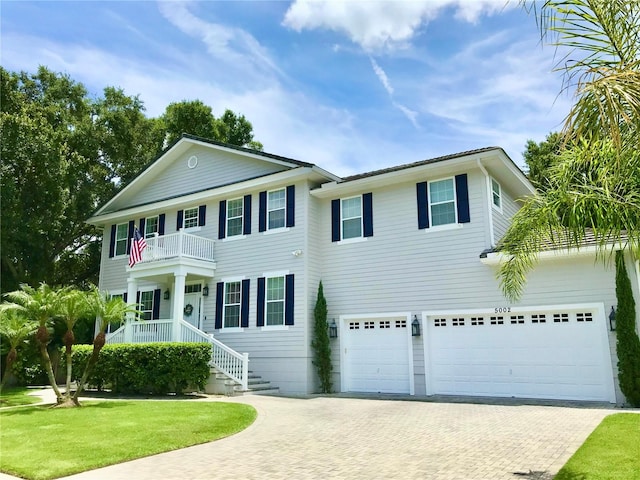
[{"x1": 88, "y1": 134, "x2": 640, "y2": 404}]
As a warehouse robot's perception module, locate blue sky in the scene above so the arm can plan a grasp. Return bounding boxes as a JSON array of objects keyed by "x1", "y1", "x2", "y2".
[{"x1": 1, "y1": 1, "x2": 572, "y2": 176}]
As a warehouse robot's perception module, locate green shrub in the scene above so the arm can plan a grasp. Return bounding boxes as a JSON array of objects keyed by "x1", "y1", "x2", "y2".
[
  {"x1": 311, "y1": 281, "x2": 333, "y2": 393},
  {"x1": 72, "y1": 343, "x2": 211, "y2": 395},
  {"x1": 615, "y1": 251, "x2": 640, "y2": 407}
]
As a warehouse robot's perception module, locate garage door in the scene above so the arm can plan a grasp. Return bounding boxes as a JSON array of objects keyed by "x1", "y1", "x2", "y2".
[
  {"x1": 343, "y1": 316, "x2": 412, "y2": 394},
  {"x1": 426, "y1": 305, "x2": 615, "y2": 402}
]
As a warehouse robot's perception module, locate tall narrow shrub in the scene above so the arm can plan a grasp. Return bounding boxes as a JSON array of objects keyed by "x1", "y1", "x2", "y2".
[
  {"x1": 311, "y1": 282, "x2": 332, "y2": 393},
  {"x1": 615, "y1": 251, "x2": 640, "y2": 407}
]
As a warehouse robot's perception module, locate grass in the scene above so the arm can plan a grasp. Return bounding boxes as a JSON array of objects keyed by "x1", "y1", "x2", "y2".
[
  {"x1": 0, "y1": 400, "x2": 257, "y2": 480},
  {"x1": 0, "y1": 387, "x2": 41, "y2": 408},
  {"x1": 555, "y1": 413, "x2": 640, "y2": 480}
]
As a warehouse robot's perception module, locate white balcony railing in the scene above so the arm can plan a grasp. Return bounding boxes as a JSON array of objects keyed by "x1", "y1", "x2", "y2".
[{"x1": 140, "y1": 231, "x2": 215, "y2": 264}]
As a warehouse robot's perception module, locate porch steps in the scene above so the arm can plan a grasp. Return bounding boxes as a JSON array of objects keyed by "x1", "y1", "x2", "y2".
[{"x1": 206, "y1": 368, "x2": 279, "y2": 396}]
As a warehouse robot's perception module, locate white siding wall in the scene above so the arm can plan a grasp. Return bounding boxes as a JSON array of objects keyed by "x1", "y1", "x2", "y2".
[
  {"x1": 110, "y1": 145, "x2": 288, "y2": 211},
  {"x1": 492, "y1": 184, "x2": 519, "y2": 243}
]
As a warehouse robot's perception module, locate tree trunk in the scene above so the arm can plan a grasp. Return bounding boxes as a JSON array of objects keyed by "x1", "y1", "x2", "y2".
[
  {"x1": 63, "y1": 329, "x2": 75, "y2": 400},
  {"x1": 73, "y1": 332, "x2": 105, "y2": 402},
  {"x1": 39, "y1": 344, "x2": 63, "y2": 403},
  {"x1": 0, "y1": 348, "x2": 17, "y2": 393}
]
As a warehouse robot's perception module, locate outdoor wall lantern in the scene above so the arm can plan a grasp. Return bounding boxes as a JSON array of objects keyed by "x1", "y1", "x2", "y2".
[
  {"x1": 202, "y1": 284, "x2": 209, "y2": 297},
  {"x1": 609, "y1": 306, "x2": 616, "y2": 331},
  {"x1": 163, "y1": 289, "x2": 170, "y2": 300},
  {"x1": 412, "y1": 315, "x2": 421, "y2": 337},
  {"x1": 329, "y1": 319, "x2": 338, "y2": 339}
]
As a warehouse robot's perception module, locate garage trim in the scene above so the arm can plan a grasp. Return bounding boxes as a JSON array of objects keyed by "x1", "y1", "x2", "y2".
[
  {"x1": 422, "y1": 303, "x2": 615, "y2": 402},
  {"x1": 340, "y1": 312, "x2": 415, "y2": 395}
]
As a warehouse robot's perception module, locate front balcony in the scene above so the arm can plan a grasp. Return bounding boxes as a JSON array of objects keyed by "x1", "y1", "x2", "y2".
[{"x1": 139, "y1": 230, "x2": 215, "y2": 265}]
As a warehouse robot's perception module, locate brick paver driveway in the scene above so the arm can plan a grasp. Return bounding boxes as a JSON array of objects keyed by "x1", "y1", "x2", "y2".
[{"x1": 52, "y1": 396, "x2": 616, "y2": 479}]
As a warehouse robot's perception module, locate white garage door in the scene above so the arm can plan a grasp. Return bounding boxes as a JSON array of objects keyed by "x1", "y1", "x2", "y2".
[
  {"x1": 426, "y1": 305, "x2": 615, "y2": 402},
  {"x1": 343, "y1": 316, "x2": 411, "y2": 394}
]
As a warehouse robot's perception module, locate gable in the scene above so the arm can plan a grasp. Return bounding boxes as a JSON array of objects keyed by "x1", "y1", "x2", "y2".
[{"x1": 100, "y1": 142, "x2": 295, "y2": 215}]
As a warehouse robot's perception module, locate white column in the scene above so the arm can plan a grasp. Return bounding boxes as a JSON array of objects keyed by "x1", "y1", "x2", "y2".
[
  {"x1": 125, "y1": 278, "x2": 137, "y2": 343},
  {"x1": 172, "y1": 272, "x2": 187, "y2": 341}
]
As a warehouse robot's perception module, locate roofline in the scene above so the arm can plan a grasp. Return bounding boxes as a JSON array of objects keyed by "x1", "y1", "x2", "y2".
[
  {"x1": 88, "y1": 166, "x2": 332, "y2": 225},
  {"x1": 93, "y1": 134, "x2": 322, "y2": 217}
]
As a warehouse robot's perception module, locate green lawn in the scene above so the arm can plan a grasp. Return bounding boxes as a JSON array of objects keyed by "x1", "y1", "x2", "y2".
[
  {"x1": 555, "y1": 413, "x2": 640, "y2": 480},
  {"x1": 0, "y1": 400, "x2": 257, "y2": 480},
  {"x1": 0, "y1": 387, "x2": 41, "y2": 408}
]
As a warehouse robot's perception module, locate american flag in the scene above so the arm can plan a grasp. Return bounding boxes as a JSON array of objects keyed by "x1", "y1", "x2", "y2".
[{"x1": 128, "y1": 227, "x2": 147, "y2": 268}]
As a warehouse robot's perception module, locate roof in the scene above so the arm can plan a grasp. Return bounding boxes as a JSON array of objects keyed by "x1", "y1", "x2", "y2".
[
  {"x1": 340, "y1": 146, "x2": 503, "y2": 183},
  {"x1": 178, "y1": 133, "x2": 315, "y2": 169}
]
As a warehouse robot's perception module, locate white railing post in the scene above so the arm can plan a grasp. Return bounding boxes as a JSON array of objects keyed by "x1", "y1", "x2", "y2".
[
  {"x1": 124, "y1": 277, "x2": 137, "y2": 343},
  {"x1": 241, "y1": 353, "x2": 249, "y2": 391},
  {"x1": 172, "y1": 271, "x2": 186, "y2": 341},
  {"x1": 178, "y1": 229, "x2": 184, "y2": 259}
]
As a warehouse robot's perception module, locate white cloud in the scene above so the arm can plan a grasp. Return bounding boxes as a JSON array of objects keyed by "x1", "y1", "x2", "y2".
[
  {"x1": 283, "y1": 0, "x2": 513, "y2": 51},
  {"x1": 370, "y1": 57, "x2": 394, "y2": 95}
]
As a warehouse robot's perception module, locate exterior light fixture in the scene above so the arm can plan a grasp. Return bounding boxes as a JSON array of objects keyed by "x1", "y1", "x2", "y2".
[
  {"x1": 202, "y1": 284, "x2": 209, "y2": 297},
  {"x1": 609, "y1": 306, "x2": 616, "y2": 331},
  {"x1": 329, "y1": 319, "x2": 338, "y2": 339},
  {"x1": 412, "y1": 315, "x2": 421, "y2": 337},
  {"x1": 163, "y1": 289, "x2": 170, "y2": 300}
]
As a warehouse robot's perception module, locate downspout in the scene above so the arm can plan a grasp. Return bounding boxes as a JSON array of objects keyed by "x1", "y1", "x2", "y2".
[{"x1": 477, "y1": 159, "x2": 495, "y2": 247}]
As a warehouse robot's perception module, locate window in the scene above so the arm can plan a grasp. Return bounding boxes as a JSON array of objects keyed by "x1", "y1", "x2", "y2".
[
  {"x1": 227, "y1": 198, "x2": 244, "y2": 237},
  {"x1": 429, "y1": 178, "x2": 456, "y2": 226},
  {"x1": 184, "y1": 207, "x2": 199, "y2": 229},
  {"x1": 341, "y1": 196, "x2": 362, "y2": 239},
  {"x1": 139, "y1": 291, "x2": 154, "y2": 321},
  {"x1": 223, "y1": 281, "x2": 242, "y2": 328},
  {"x1": 144, "y1": 216, "x2": 159, "y2": 238},
  {"x1": 265, "y1": 276, "x2": 285, "y2": 326},
  {"x1": 491, "y1": 178, "x2": 502, "y2": 210},
  {"x1": 115, "y1": 223, "x2": 128, "y2": 256},
  {"x1": 267, "y1": 189, "x2": 286, "y2": 230},
  {"x1": 107, "y1": 293, "x2": 125, "y2": 333}
]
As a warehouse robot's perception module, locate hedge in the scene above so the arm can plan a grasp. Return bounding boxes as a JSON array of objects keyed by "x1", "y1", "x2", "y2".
[{"x1": 72, "y1": 343, "x2": 211, "y2": 394}]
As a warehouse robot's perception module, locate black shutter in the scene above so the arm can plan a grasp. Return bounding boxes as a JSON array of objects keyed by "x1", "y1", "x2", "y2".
[
  {"x1": 243, "y1": 195, "x2": 252, "y2": 235},
  {"x1": 152, "y1": 289, "x2": 161, "y2": 320},
  {"x1": 286, "y1": 185, "x2": 295, "y2": 227},
  {"x1": 198, "y1": 205, "x2": 206, "y2": 226},
  {"x1": 126, "y1": 221, "x2": 135, "y2": 254},
  {"x1": 218, "y1": 200, "x2": 226, "y2": 239},
  {"x1": 416, "y1": 182, "x2": 429, "y2": 229},
  {"x1": 331, "y1": 199, "x2": 341, "y2": 242},
  {"x1": 256, "y1": 277, "x2": 265, "y2": 327},
  {"x1": 285, "y1": 274, "x2": 294, "y2": 326},
  {"x1": 176, "y1": 210, "x2": 184, "y2": 230},
  {"x1": 139, "y1": 218, "x2": 146, "y2": 237},
  {"x1": 455, "y1": 174, "x2": 470, "y2": 223},
  {"x1": 241, "y1": 279, "x2": 250, "y2": 328},
  {"x1": 215, "y1": 282, "x2": 224, "y2": 329},
  {"x1": 258, "y1": 191, "x2": 267, "y2": 232},
  {"x1": 109, "y1": 225, "x2": 116, "y2": 258},
  {"x1": 136, "y1": 291, "x2": 141, "y2": 305},
  {"x1": 123, "y1": 292, "x2": 128, "y2": 302},
  {"x1": 363, "y1": 193, "x2": 373, "y2": 237},
  {"x1": 158, "y1": 214, "x2": 166, "y2": 235}
]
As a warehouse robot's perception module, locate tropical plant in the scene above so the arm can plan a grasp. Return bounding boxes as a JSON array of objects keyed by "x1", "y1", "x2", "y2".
[
  {"x1": 73, "y1": 287, "x2": 137, "y2": 402},
  {"x1": 311, "y1": 282, "x2": 333, "y2": 393},
  {"x1": 500, "y1": 0, "x2": 640, "y2": 300},
  {"x1": 57, "y1": 287, "x2": 90, "y2": 405},
  {"x1": 0, "y1": 307, "x2": 37, "y2": 392},
  {"x1": 3, "y1": 284, "x2": 63, "y2": 402}
]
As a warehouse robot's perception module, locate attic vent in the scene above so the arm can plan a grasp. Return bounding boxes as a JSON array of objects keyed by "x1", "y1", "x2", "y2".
[{"x1": 187, "y1": 155, "x2": 198, "y2": 169}]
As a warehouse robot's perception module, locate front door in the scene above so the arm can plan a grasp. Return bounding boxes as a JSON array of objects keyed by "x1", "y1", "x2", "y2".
[{"x1": 183, "y1": 285, "x2": 202, "y2": 329}]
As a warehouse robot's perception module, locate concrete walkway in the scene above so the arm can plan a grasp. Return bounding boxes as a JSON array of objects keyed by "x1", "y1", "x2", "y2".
[{"x1": 0, "y1": 390, "x2": 620, "y2": 480}]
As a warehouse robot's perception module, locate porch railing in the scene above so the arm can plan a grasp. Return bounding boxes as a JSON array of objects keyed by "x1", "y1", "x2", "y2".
[
  {"x1": 105, "y1": 319, "x2": 249, "y2": 391},
  {"x1": 140, "y1": 230, "x2": 215, "y2": 264}
]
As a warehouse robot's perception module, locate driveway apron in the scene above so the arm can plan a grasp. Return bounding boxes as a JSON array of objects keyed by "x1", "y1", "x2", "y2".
[{"x1": 40, "y1": 396, "x2": 617, "y2": 479}]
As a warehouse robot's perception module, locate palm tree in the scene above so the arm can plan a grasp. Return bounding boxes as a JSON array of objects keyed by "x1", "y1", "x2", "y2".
[
  {"x1": 500, "y1": 0, "x2": 640, "y2": 300},
  {"x1": 57, "y1": 287, "x2": 89, "y2": 405},
  {"x1": 0, "y1": 307, "x2": 37, "y2": 392},
  {"x1": 3, "y1": 284, "x2": 64, "y2": 403},
  {"x1": 73, "y1": 288, "x2": 137, "y2": 402}
]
